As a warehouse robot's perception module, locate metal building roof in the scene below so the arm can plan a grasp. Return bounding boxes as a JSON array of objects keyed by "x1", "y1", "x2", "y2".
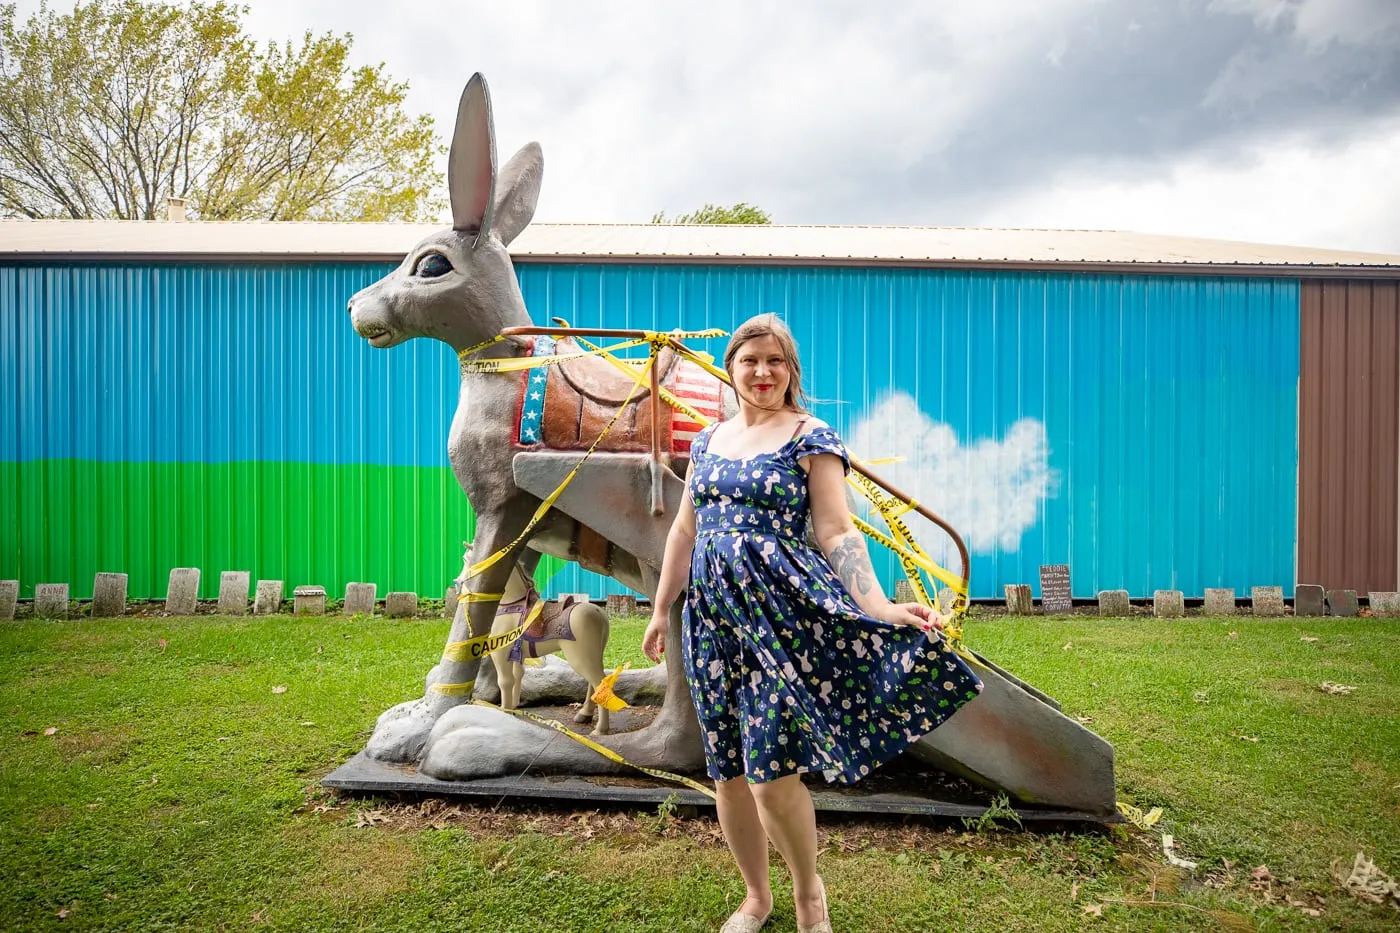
[{"x1": 2, "y1": 218, "x2": 1399, "y2": 277}]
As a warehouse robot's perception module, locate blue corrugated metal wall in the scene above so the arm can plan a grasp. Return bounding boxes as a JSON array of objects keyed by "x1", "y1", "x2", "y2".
[
  {"x1": 3, "y1": 259, "x2": 1299, "y2": 601},
  {"x1": 522, "y1": 265, "x2": 1299, "y2": 599}
]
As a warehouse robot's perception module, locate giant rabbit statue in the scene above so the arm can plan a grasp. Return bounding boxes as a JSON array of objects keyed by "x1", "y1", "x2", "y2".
[{"x1": 345, "y1": 74, "x2": 1116, "y2": 817}]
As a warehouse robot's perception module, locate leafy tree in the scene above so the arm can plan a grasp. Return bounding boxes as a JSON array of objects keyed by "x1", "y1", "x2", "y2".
[
  {"x1": 0, "y1": 0, "x2": 443, "y2": 221},
  {"x1": 651, "y1": 201, "x2": 771, "y2": 224}
]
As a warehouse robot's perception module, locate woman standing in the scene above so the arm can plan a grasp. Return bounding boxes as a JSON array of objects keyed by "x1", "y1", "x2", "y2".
[{"x1": 643, "y1": 314, "x2": 983, "y2": 933}]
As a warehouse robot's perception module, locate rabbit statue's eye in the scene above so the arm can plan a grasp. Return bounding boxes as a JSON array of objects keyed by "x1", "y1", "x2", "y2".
[{"x1": 415, "y1": 253, "x2": 453, "y2": 278}]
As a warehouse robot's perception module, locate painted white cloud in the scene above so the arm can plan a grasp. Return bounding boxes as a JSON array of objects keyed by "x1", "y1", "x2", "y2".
[{"x1": 846, "y1": 393, "x2": 1055, "y2": 559}]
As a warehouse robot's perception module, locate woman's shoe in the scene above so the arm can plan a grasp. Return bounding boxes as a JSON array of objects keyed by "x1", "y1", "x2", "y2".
[
  {"x1": 718, "y1": 906, "x2": 771, "y2": 933},
  {"x1": 796, "y1": 876, "x2": 832, "y2": 933}
]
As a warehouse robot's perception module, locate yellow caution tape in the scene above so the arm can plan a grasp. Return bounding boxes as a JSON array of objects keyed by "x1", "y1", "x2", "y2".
[
  {"x1": 458, "y1": 591, "x2": 505, "y2": 604},
  {"x1": 458, "y1": 324, "x2": 975, "y2": 653},
  {"x1": 473, "y1": 698, "x2": 716, "y2": 799},
  {"x1": 463, "y1": 352, "x2": 656, "y2": 580},
  {"x1": 1116, "y1": 802, "x2": 1164, "y2": 831},
  {"x1": 429, "y1": 679, "x2": 477, "y2": 697},
  {"x1": 441, "y1": 599, "x2": 545, "y2": 664},
  {"x1": 456, "y1": 333, "x2": 506, "y2": 362},
  {"x1": 590, "y1": 662, "x2": 631, "y2": 712},
  {"x1": 570, "y1": 334, "x2": 717, "y2": 426},
  {"x1": 460, "y1": 337, "x2": 652, "y2": 374}
]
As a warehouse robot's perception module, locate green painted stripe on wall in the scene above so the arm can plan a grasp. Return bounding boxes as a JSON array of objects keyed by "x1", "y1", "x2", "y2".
[{"x1": 1, "y1": 459, "x2": 501, "y2": 600}]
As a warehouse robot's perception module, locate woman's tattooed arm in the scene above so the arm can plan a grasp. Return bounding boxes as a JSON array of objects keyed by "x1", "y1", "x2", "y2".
[{"x1": 828, "y1": 533, "x2": 877, "y2": 596}]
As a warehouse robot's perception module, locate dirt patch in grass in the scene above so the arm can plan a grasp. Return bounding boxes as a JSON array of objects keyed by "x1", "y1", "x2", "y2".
[
  {"x1": 305, "y1": 789, "x2": 1088, "y2": 858},
  {"x1": 300, "y1": 830, "x2": 424, "y2": 902},
  {"x1": 53, "y1": 722, "x2": 135, "y2": 761}
]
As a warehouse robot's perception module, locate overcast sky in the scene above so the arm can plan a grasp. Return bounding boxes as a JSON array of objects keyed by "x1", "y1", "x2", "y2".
[{"x1": 18, "y1": 0, "x2": 1400, "y2": 252}]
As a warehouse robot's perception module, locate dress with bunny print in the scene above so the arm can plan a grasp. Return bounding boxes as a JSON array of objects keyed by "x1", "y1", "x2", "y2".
[{"x1": 680, "y1": 422, "x2": 983, "y2": 785}]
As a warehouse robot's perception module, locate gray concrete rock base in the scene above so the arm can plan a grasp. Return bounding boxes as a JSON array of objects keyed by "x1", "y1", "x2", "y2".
[
  {"x1": 1097, "y1": 590, "x2": 1129, "y2": 617},
  {"x1": 1327, "y1": 589, "x2": 1359, "y2": 617},
  {"x1": 35, "y1": 583, "x2": 69, "y2": 619},
  {"x1": 1153, "y1": 590, "x2": 1184, "y2": 618},
  {"x1": 344, "y1": 583, "x2": 376, "y2": 615},
  {"x1": 91, "y1": 573, "x2": 128, "y2": 618},
  {"x1": 1203, "y1": 588, "x2": 1236, "y2": 615},
  {"x1": 1005, "y1": 584, "x2": 1034, "y2": 615},
  {"x1": 1294, "y1": 584, "x2": 1326, "y2": 617},
  {"x1": 1251, "y1": 585, "x2": 1285, "y2": 617},
  {"x1": 0, "y1": 580, "x2": 17, "y2": 621},
  {"x1": 166, "y1": 568, "x2": 200, "y2": 615},
  {"x1": 294, "y1": 586, "x2": 326, "y2": 615},
  {"x1": 254, "y1": 580, "x2": 284, "y2": 615},
  {"x1": 1370, "y1": 592, "x2": 1400, "y2": 617},
  {"x1": 385, "y1": 592, "x2": 417, "y2": 618},
  {"x1": 218, "y1": 572, "x2": 250, "y2": 615}
]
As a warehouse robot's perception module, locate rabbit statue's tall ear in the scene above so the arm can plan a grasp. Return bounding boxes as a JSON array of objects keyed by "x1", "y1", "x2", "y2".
[
  {"x1": 449, "y1": 73, "x2": 497, "y2": 240},
  {"x1": 491, "y1": 142, "x2": 542, "y2": 247}
]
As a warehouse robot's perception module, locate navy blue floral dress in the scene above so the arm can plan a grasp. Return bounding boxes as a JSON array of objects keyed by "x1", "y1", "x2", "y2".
[{"x1": 680, "y1": 423, "x2": 983, "y2": 785}]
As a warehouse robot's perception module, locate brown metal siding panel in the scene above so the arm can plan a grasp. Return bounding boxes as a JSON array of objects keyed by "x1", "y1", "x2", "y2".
[{"x1": 1298, "y1": 281, "x2": 1400, "y2": 595}]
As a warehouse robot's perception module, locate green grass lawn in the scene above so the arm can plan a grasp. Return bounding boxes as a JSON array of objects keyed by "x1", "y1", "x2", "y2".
[{"x1": 1, "y1": 611, "x2": 1396, "y2": 932}]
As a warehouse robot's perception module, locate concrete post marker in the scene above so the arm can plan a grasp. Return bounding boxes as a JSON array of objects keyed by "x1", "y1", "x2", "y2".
[
  {"x1": 1327, "y1": 589, "x2": 1359, "y2": 617},
  {"x1": 1203, "y1": 588, "x2": 1236, "y2": 616},
  {"x1": 1293, "y1": 584, "x2": 1326, "y2": 617},
  {"x1": 1153, "y1": 590, "x2": 1184, "y2": 618},
  {"x1": 1251, "y1": 586, "x2": 1285, "y2": 617},
  {"x1": 445, "y1": 585, "x2": 460, "y2": 619},
  {"x1": 1004, "y1": 584, "x2": 1034, "y2": 616},
  {"x1": 606, "y1": 594, "x2": 637, "y2": 618},
  {"x1": 1097, "y1": 590, "x2": 1129, "y2": 617},
  {"x1": 254, "y1": 580, "x2": 284, "y2": 615},
  {"x1": 385, "y1": 592, "x2": 417, "y2": 618},
  {"x1": 0, "y1": 581, "x2": 18, "y2": 621},
  {"x1": 293, "y1": 586, "x2": 327, "y2": 615},
  {"x1": 92, "y1": 573, "x2": 128, "y2": 618},
  {"x1": 166, "y1": 568, "x2": 201, "y2": 616},
  {"x1": 344, "y1": 583, "x2": 376, "y2": 616},
  {"x1": 893, "y1": 580, "x2": 915, "y2": 603},
  {"x1": 1369, "y1": 592, "x2": 1400, "y2": 617},
  {"x1": 35, "y1": 584, "x2": 69, "y2": 619},
  {"x1": 218, "y1": 571, "x2": 251, "y2": 615}
]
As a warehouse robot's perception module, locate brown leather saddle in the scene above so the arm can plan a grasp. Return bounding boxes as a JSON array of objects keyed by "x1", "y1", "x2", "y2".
[{"x1": 519, "y1": 336, "x2": 722, "y2": 466}]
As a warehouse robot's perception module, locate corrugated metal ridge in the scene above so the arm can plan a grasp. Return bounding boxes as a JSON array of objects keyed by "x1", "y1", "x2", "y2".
[{"x1": 2, "y1": 219, "x2": 1399, "y2": 274}]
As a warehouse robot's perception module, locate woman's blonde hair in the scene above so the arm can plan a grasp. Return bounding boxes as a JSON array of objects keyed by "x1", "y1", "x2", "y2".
[{"x1": 723, "y1": 313, "x2": 810, "y2": 413}]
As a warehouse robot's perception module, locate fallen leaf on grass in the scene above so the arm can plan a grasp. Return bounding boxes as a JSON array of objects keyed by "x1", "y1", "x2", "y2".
[
  {"x1": 56, "y1": 907, "x2": 70, "y2": 919},
  {"x1": 1192, "y1": 691, "x2": 1209, "y2": 703},
  {"x1": 43, "y1": 727, "x2": 58, "y2": 736},
  {"x1": 1299, "y1": 636, "x2": 1319, "y2": 643},
  {"x1": 1062, "y1": 642, "x2": 1073, "y2": 651},
  {"x1": 1075, "y1": 715, "x2": 1094, "y2": 724},
  {"x1": 1082, "y1": 904, "x2": 1103, "y2": 917},
  {"x1": 1228, "y1": 631, "x2": 1238, "y2": 638},
  {"x1": 271, "y1": 685, "x2": 287, "y2": 694},
  {"x1": 1318, "y1": 682, "x2": 1355, "y2": 695},
  {"x1": 1070, "y1": 882, "x2": 1080, "y2": 901},
  {"x1": 1233, "y1": 733, "x2": 1260, "y2": 743},
  {"x1": 299, "y1": 721, "x2": 316, "y2": 727},
  {"x1": 103, "y1": 894, "x2": 117, "y2": 902},
  {"x1": 354, "y1": 809, "x2": 388, "y2": 828}
]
